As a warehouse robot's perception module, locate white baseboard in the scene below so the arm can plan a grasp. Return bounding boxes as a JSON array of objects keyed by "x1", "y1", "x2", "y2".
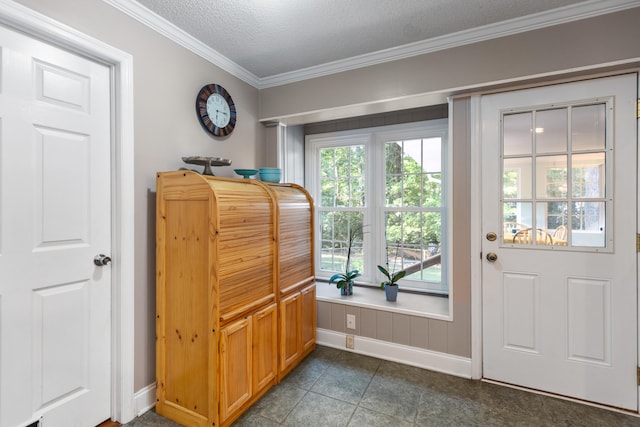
[
  {"x1": 133, "y1": 382, "x2": 156, "y2": 417},
  {"x1": 316, "y1": 328, "x2": 472, "y2": 378}
]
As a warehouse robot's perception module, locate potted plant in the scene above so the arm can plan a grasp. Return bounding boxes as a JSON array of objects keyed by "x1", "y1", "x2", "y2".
[
  {"x1": 378, "y1": 243, "x2": 406, "y2": 302},
  {"x1": 378, "y1": 264, "x2": 406, "y2": 302},
  {"x1": 329, "y1": 222, "x2": 362, "y2": 296}
]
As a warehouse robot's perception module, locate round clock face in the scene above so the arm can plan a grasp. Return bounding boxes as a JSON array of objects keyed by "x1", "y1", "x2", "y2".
[{"x1": 196, "y1": 84, "x2": 236, "y2": 137}]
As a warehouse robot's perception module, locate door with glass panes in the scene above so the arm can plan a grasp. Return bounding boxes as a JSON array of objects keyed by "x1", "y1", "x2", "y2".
[{"x1": 481, "y1": 74, "x2": 637, "y2": 410}]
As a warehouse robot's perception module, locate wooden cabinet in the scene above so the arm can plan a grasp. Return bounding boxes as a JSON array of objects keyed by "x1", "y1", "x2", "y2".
[
  {"x1": 269, "y1": 184, "x2": 316, "y2": 378},
  {"x1": 300, "y1": 284, "x2": 317, "y2": 353},
  {"x1": 156, "y1": 171, "x2": 315, "y2": 427},
  {"x1": 280, "y1": 284, "x2": 316, "y2": 375},
  {"x1": 220, "y1": 303, "x2": 277, "y2": 422},
  {"x1": 220, "y1": 317, "x2": 252, "y2": 420},
  {"x1": 252, "y1": 303, "x2": 278, "y2": 392}
]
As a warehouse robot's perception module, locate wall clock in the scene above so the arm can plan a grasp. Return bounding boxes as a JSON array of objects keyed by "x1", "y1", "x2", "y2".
[{"x1": 195, "y1": 83, "x2": 236, "y2": 137}]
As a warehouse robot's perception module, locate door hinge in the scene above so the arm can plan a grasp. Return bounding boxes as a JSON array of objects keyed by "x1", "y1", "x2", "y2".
[
  {"x1": 636, "y1": 234, "x2": 640, "y2": 252},
  {"x1": 637, "y1": 366, "x2": 640, "y2": 385},
  {"x1": 637, "y1": 100, "x2": 640, "y2": 119}
]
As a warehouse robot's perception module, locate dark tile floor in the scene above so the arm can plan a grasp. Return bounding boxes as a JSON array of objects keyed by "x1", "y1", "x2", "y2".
[{"x1": 123, "y1": 345, "x2": 640, "y2": 426}]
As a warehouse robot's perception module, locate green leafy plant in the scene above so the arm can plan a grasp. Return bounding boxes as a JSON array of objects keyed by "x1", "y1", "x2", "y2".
[
  {"x1": 329, "y1": 222, "x2": 362, "y2": 290},
  {"x1": 377, "y1": 265, "x2": 406, "y2": 288},
  {"x1": 378, "y1": 243, "x2": 406, "y2": 288}
]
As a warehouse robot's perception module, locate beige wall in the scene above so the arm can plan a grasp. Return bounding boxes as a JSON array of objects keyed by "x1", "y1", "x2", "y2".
[
  {"x1": 260, "y1": 8, "x2": 640, "y2": 124},
  {"x1": 15, "y1": 0, "x2": 267, "y2": 391}
]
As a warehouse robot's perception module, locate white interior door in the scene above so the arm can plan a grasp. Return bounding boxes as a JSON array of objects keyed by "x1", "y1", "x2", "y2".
[
  {"x1": 481, "y1": 74, "x2": 638, "y2": 410},
  {"x1": 0, "y1": 25, "x2": 112, "y2": 427}
]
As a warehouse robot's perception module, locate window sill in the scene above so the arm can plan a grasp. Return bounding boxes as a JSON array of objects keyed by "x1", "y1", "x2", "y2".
[{"x1": 315, "y1": 282, "x2": 450, "y2": 321}]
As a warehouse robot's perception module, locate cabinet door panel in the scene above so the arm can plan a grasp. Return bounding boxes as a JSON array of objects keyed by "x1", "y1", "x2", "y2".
[
  {"x1": 220, "y1": 317, "x2": 252, "y2": 421},
  {"x1": 253, "y1": 303, "x2": 277, "y2": 392},
  {"x1": 280, "y1": 293, "x2": 301, "y2": 371},
  {"x1": 300, "y1": 284, "x2": 316, "y2": 352}
]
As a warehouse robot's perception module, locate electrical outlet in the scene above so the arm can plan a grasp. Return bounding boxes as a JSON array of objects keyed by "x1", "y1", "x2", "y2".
[
  {"x1": 346, "y1": 334, "x2": 354, "y2": 349},
  {"x1": 346, "y1": 314, "x2": 356, "y2": 330}
]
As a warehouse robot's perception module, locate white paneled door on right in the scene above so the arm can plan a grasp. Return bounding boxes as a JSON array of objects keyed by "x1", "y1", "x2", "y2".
[
  {"x1": 0, "y1": 25, "x2": 112, "y2": 426},
  {"x1": 482, "y1": 74, "x2": 638, "y2": 410}
]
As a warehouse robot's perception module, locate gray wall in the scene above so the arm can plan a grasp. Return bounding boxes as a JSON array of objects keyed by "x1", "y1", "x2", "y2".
[{"x1": 15, "y1": 0, "x2": 268, "y2": 391}]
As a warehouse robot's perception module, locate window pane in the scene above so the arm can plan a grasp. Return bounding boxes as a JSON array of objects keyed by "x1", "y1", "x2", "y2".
[
  {"x1": 403, "y1": 139, "x2": 422, "y2": 173},
  {"x1": 571, "y1": 201, "x2": 605, "y2": 247},
  {"x1": 386, "y1": 138, "x2": 442, "y2": 208},
  {"x1": 422, "y1": 137, "x2": 442, "y2": 173},
  {"x1": 320, "y1": 179, "x2": 335, "y2": 207},
  {"x1": 537, "y1": 155, "x2": 567, "y2": 199},
  {"x1": 319, "y1": 145, "x2": 365, "y2": 208},
  {"x1": 385, "y1": 174, "x2": 402, "y2": 207},
  {"x1": 503, "y1": 202, "x2": 532, "y2": 243},
  {"x1": 422, "y1": 173, "x2": 441, "y2": 207},
  {"x1": 535, "y1": 108, "x2": 567, "y2": 153},
  {"x1": 572, "y1": 152, "x2": 604, "y2": 198},
  {"x1": 386, "y1": 142, "x2": 402, "y2": 175},
  {"x1": 504, "y1": 112, "x2": 532, "y2": 156},
  {"x1": 351, "y1": 177, "x2": 365, "y2": 207},
  {"x1": 572, "y1": 104, "x2": 605, "y2": 151},
  {"x1": 320, "y1": 148, "x2": 334, "y2": 178},
  {"x1": 541, "y1": 201, "x2": 568, "y2": 230},
  {"x1": 319, "y1": 211, "x2": 365, "y2": 273},
  {"x1": 403, "y1": 173, "x2": 421, "y2": 206},
  {"x1": 385, "y1": 211, "x2": 441, "y2": 285},
  {"x1": 503, "y1": 157, "x2": 531, "y2": 199}
]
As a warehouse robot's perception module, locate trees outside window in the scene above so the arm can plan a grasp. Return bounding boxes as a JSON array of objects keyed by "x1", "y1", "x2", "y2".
[{"x1": 306, "y1": 119, "x2": 448, "y2": 295}]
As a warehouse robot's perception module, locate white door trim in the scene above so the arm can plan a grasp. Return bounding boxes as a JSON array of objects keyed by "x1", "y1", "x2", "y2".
[{"x1": 0, "y1": 0, "x2": 136, "y2": 423}]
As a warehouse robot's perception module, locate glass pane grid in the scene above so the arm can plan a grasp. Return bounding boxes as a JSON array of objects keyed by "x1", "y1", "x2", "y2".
[{"x1": 501, "y1": 103, "x2": 607, "y2": 249}]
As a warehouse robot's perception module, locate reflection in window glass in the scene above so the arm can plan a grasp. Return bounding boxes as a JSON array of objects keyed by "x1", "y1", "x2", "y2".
[
  {"x1": 502, "y1": 102, "x2": 608, "y2": 249},
  {"x1": 572, "y1": 104, "x2": 606, "y2": 151},
  {"x1": 572, "y1": 152, "x2": 604, "y2": 198},
  {"x1": 538, "y1": 155, "x2": 567, "y2": 199},
  {"x1": 503, "y1": 158, "x2": 531, "y2": 199},
  {"x1": 536, "y1": 108, "x2": 567, "y2": 154},
  {"x1": 571, "y1": 202, "x2": 605, "y2": 247},
  {"x1": 503, "y1": 112, "x2": 532, "y2": 156}
]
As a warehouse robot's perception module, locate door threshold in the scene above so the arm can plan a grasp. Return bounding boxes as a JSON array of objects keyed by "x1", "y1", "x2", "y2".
[{"x1": 482, "y1": 378, "x2": 639, "y2": 417}]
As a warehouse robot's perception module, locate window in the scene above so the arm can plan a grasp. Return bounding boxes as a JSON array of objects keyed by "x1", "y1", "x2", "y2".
[
  {"x1": 306, "y1": 120, "x2": 449, "y2": 295},
  {"x1": 501, "y1": 103, "x2": 609, "y2": 249}
]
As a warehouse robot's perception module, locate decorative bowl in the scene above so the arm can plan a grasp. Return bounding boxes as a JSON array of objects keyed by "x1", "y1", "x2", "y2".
[
  {"x1": 234, "y1": 168, "x2": 259, "y2": 179},
  {"x1": 259, "y1": 168, "x2": 281, "y2": 183}
]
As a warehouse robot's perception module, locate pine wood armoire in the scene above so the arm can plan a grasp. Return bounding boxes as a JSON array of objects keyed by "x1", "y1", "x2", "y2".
[{"x1": 155, "y1": 171, "x2": 315, "y2": 427}]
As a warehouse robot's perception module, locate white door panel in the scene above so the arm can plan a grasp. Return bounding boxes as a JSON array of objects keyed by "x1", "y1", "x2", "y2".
[
  {"x1": 482, "y1": 74, "x2": 637, "y2": 410},
  {"x1": 0, "y1": 24, "x2": 111, "y2": 427}
]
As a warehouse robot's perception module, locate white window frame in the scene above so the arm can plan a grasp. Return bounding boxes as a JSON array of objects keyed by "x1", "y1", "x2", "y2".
[{"x1": 305, "y1": 119, "x2": 449, "y2": 294}]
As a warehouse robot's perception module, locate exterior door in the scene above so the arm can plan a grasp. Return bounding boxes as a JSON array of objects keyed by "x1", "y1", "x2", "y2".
[
  {"x1": 481, "y1": 74, "x2": 638, "y2": 410},
  {"x1": 0, "y1": 25, "x2": 112, "y2": 427}
]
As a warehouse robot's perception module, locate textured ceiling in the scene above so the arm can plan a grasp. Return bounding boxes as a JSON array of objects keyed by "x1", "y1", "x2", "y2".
[{"x1": 133, "y1": 0, "x2": 608, "y2": 79}]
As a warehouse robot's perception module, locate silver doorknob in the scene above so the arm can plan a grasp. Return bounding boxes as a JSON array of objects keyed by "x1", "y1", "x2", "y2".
[
  {"x1": 94, "y1": 254, "x2": 112, "y2": 266},
  {"x1": 486, "y1": 252, "x2": 498, "y2": 262}
]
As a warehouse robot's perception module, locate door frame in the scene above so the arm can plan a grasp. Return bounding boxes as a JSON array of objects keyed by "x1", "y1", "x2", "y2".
[
  {"x1": 468, "y1": 72, "x2": 640, "y2": 411},
  {"x1": 0, "y1": 0, "x2": 136, "y2": 423}
]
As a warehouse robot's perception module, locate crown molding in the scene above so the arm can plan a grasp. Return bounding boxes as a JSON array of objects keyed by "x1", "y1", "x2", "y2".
[
  {"x1": 102, "y1": 0, "x2": 640, "y2": 90},
  {"x1": 102, "y1": 0, "x2": 261, "y2": 87},
  {"x1": 258, "y1": 0, "x2": 640, "y2": 88}
]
